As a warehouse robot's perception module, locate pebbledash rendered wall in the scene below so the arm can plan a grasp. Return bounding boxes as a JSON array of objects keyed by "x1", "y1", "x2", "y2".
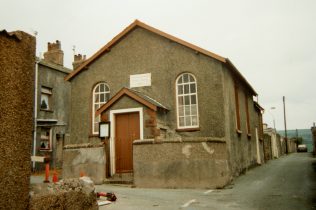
[
  {"x1": 218, "y1": 58, "x2": 264, "y2": 179},
  {"x1": 68, "y1": 27, "x2": 226, "y2": 145},
  {"x1": 133, "y1": 139, "x2": 230, "y2": 188},
  {"x1": 65, "y1": 27, "x2": 227, "y2": 183},
  {"x1": 66, "y1": 25, "x2": 262, "y2": 187},
  {"x1": 0, "y1": 31, "x2": 35, "y2": 209}
]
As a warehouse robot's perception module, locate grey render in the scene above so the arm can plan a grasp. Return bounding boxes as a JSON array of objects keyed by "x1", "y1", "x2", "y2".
[
  {"x1": 63, "y1": 20, "x2": 265, "y2": 187},
  {"x1": 33, "y1": 59, "x2": 71, "y2": 169}
]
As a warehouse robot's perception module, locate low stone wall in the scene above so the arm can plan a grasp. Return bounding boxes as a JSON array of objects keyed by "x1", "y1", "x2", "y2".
[
  {"x1": 63, "y1": 145, "x2": 105, "y2": 184},
  {"x1": 263, "y1": 134, "x2": 272, "y2": 161},
  {"x1": 287, "y1": 139, "x2": 297, "y2": 153},
  {"x1": 30, "y1": 177, "x2": 98, "y2": 210},
  {"x1": 133, "y1": 139, "x2": 230, "y2": 189}
]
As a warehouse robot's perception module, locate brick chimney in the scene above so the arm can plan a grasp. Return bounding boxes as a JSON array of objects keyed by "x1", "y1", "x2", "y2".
[
  {"x1": 43, "y1": 40, "x2": 64, "y2": 66},
  {"x1": 72, "y1": 54, "x2": 86, "y2": 70}
]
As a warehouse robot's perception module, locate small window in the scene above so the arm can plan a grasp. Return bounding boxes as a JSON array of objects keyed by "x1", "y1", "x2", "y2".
[
  {"x1": 258, "y1": 112, "x2": 264, "y2": 139},
  {"x1": 234, "y1": 83, "x2": 241, "y2": 131},
  {"x1": 176, "y1": 73, "x2": 199, "y2": 129},
  {"x1": 40, "y1": 127, "x2": 51, "y2": 150},
  {"x1": 245, "y1": 96, "x2": 251, "y2": 135},
  {"x1": 92, "y1": 83, "x2": 110, "y2": 134},
  {"x1": 41, "y1": 87, "x2": 52, "y2": 110}
]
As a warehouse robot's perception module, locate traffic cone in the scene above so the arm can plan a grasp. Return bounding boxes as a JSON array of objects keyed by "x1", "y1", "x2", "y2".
[
  {"x1": 52, "y1": 170, "x2": 58, "y2": 183},
  {"x1": 80, "y1": 171, "x2": 85, "y2": 177}
]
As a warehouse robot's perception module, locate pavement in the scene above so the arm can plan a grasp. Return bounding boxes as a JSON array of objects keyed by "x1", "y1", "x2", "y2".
[{"x1": 31, "y1": 153, "x2": 316, "y2": 210}]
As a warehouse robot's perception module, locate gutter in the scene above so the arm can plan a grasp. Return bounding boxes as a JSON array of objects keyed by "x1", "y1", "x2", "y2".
[{"x1": 32, "y1": 58, "x2": 39, "y2": 170}]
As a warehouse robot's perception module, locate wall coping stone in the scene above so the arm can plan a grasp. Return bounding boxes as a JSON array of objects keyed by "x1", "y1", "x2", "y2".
[
  {"x1": 134, "y1": 137, "x2": 226, "y2": 145},
  {"x1": 63, "y1": 142, "x2": 104, "y2": 150}
]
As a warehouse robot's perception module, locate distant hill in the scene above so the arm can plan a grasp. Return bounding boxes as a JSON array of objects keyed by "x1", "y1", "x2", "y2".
[{"x1": 278, "y1": 129, "x2": 313, "y2": 152}]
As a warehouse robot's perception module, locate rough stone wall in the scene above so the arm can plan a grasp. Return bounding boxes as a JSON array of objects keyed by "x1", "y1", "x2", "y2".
[
  {"x1": 280, "y1": 136, "x2": 287, "y2": 155},
  {"x1": 0, "y1": 31, "x2": 35, "y2": 209},
  {"x1": 29, "y1": 177, "x2": 97, "y2": 210},
  {"x1": 133, "y1": 139, "x2": 230, "y2": 188},
  {"x1": 62, "y1": 146, "x2": 105, "y2": 184},
  {"x1": 287, "y1": 139, "x2": 297, "y2": 153},
  {"x1": 276, "y1": 134, "x2": 283, "y2": 156},
  {"x1": 263, "y1": 134, "x2": 272, "y2": 161}
]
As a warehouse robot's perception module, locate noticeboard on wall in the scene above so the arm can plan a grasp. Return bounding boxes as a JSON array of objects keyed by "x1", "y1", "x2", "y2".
[
  {"x1": 130, "y1": 73, "x2": 151, "y2": 88},
  {"x1": 99, "y1": 122, "x2": 110, "y2": 138}
]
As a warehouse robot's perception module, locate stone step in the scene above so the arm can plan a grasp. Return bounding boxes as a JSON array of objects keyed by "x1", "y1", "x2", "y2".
[{"x1": 104, "y1": 173, "x2": 134, "y2": 185}]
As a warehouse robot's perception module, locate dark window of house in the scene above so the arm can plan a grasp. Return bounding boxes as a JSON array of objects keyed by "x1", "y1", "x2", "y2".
[
  {"x1": 176, "y1": 73, "x2": 199, "y2": 129},
  {"x1": 258, "y1": 112, "x2": 264, "y2": 139},
  {"x1": 245, "y1": 96, "x2": 251, "y2": 135},
  {"x1": 40, "y1": 127, "x2": 51, "y2": 150}
]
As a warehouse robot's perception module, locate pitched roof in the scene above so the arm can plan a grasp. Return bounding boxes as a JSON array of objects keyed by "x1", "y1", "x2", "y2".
[
  {"x1": 95, "y1": 87, "x2": 168, "y2": 116},
  {"x1": 65, "y1": 20, "x2": 257, "y2": 95},
  {"x1": 38, "y1": 58, "x2": 72, "y2": 74},
  {"x1": 254, "y1": 101, "x2": 265, "y2": 112}
]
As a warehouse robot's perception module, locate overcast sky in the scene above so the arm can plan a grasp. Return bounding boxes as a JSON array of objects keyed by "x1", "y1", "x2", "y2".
[{"x1": 1, "y1": 0, "x2": 315, "y2": 130}]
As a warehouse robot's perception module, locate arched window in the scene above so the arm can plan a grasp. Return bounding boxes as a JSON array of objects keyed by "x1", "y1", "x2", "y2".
[
  {"x1": 176, "y1": 73, "x2": 199, "y2": 129},
  {"x1": 92, "y1": 82, "x2": 110, "y2": 134}
]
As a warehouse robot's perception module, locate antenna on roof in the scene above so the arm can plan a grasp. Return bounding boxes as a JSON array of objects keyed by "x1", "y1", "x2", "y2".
[
  {"x1": 30, "y1": 28, "x2": 38, "y2": 37},
  {"x1": 72, "y1": 45, "x2": 76, "y2": 55}
]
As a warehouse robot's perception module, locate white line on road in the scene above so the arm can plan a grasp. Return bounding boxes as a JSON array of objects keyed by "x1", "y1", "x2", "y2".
[
  {"x1": 203, "y1": 189, "x2": 214, "y2": 194},
  {"x1": 181, "y1": 199, "x2": 197, "y2": 208}
]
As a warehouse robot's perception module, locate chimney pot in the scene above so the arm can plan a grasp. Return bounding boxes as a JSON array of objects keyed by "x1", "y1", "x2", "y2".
[
  {"x1": 43, "y1": 40, "x2": 64, "y2": 66},
  {"x1": 72, "y1": 53, "x2": 86, "y2": 70}
]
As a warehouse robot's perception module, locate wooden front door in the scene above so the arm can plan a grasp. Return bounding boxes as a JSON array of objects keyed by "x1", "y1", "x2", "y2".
[{"x1": 115, "y1": 112, "x2": 140, "y2": 173}]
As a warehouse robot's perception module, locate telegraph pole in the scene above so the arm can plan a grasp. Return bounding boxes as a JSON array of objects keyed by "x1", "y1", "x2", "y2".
[{"x1": 283, "y1": 96, "x2": 288, "y2": 154}]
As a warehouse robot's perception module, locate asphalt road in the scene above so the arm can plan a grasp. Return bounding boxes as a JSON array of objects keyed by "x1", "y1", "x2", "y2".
[{"x1": 96, "y1": 153, "x2": 316, "y2": 210}]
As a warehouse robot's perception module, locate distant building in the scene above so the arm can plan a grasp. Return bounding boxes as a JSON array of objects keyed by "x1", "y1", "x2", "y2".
[
  {"x1": 311, "y1": 124, "x2": 316, "y2": 155},
  {"x1": 264, "y1": 125, "x2": 282, "y2": 159},
  {"x1": 32, "y1": 41, "x2": 72, "y2": 170},
  {"x1": 278, "y1": 129, "x2": 313, "y2": 152}
]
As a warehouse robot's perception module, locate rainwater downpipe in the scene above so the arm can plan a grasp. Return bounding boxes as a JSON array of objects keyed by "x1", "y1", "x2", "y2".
[{"x1": 32, "y1": 58, "x2": 39, "y2": 170}]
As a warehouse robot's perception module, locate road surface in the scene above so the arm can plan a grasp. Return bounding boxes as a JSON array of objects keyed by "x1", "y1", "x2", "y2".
[{"x1": 96, "y1": 153, "x2": 316, "y2": 210}]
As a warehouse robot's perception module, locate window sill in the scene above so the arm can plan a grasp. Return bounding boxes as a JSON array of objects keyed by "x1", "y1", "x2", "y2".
[
  {"x1": 89, "y1": 134, "x2": 99, "y2": 138},
  {"x1": 40, "y1": 109, "x2": 54, "y2": 113},
  {"x1": 247, "y1": 133, "x2": 252, "y2": 139},
  {"x1": 176, "y1": 127, "x2": 200, "y2": 132},
  {"x1": 39, "y1": 149, "x2": 52, "y2": 152}
]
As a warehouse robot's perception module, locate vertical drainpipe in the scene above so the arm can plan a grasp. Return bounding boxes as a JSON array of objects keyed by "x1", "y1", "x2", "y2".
[{"x1": 32, "y1": 58, "x2": 39, "y2": 170}]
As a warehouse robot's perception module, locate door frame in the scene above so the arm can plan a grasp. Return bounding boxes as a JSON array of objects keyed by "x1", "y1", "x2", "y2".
[{"x1": 109, "y1": 107, "x2": 143, "y2": 175}]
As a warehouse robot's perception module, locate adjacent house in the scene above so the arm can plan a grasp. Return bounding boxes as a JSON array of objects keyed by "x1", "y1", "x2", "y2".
[
  {"x1": 264, "y1": 125, "x2": 282, "y2": 159},
  {"x1": 63, "y1": 20, "x2": 265, "y2": 187},
  {"x1": 32, "y1": 41, "x2": 72, "y2": 170}
]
